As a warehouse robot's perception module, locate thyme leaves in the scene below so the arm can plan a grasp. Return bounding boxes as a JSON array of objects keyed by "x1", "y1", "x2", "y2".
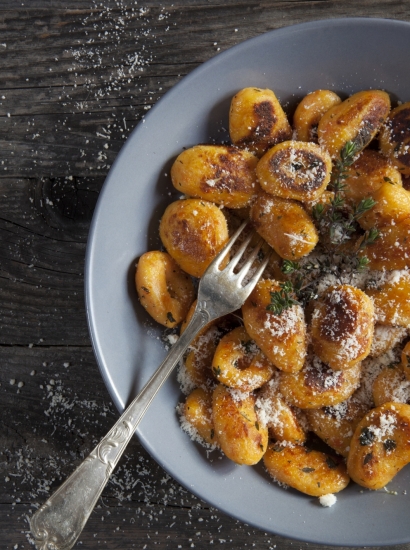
[{"x1": 266, "y1": 281, "x2": 301, "y2": 316}]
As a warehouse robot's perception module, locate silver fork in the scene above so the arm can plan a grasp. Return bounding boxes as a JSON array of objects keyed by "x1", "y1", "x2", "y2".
[{"x1": 30, "y1": 220, "x2": 271, "y2": 550}]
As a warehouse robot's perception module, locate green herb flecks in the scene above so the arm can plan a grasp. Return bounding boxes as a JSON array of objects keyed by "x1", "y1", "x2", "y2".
[
  {"x1": 266, "y1": 281, "x2": 300, "y2": 316},
  {"x1": 240, "y1": 411, "x2": 252, "y2": 423},
  {"x1": 331, "y1": 140, "x2": 358, "y2": 193}
]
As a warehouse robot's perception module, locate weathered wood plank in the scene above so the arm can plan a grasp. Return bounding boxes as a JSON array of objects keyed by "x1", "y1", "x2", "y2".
[{"x1": 0, "y1": 176, "x2": 99, "y2": 344}]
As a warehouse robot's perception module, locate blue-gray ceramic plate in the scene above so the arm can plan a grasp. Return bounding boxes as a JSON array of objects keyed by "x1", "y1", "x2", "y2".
[{"x1": 85, "y1": 18, "x2": 410, "y2": 546}]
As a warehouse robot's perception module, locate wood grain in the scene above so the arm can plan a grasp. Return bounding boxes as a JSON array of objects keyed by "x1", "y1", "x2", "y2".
[{"x1": 1, "y1": 2, "x2": 410, "y2": 549}]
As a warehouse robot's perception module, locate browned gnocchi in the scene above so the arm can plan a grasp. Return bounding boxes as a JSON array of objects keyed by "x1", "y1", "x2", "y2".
[
  {"x1": 343, "y1": 149, "x2": 403, "y2": 204},
  {"x1": 170, "y1": 145, "x2": 260, "y2": 208},
  {"x1": 229, "y1": 87, "x2": 292, "y2": 156},
  {"x1": 256, "y1": 376, "x2": 307, "y2": 444},
  {"x1": 379, "y1": 102, "x2": 410, "y2": 176},
  {"x1": 183, "y1": 387, "x2": 217, "y2": 447},
  {"x1": 370, "y1": 324, "x2": 408, "y2": 358},
  {"x1": 211, "y1": 326, "x2": 275, "y2": 391},
  {"x1": 279, "y1": 355, "x2": 362, "y2": 409},
  {"x1": 365, "y1": 271, "x2": 410, "y2": 329},
  {"x1": 347, "y1": 402, "x2": 410, "y2": 490},
  {"x1": 159, "y1": 198, "x2": 229, "y2": 277},
  {"x1": 372, "y1": 366, "x2": 410, "y2": 407},
  {"x1": 136, "y1": 251, "x2": 195, "y2": 327},
  {"x1": 359, "y1": 217, "x2": 410, "y2": 270},
  {"x1": 264, "y1": 443, "x2": 350, "y2": 497},
  {"x1": 250, "y1": 192, "x2": 319, "y2": 260},
  {"x1": 311, "y1": 285, "x2": 374, "y2": 371},
  {"x1": 358, "y1": 181, "x2": 410, "y2": 230},
  {"x1": 242, "y1": 279, "x2": 307, "y2": 373},
  {"x1": 306, "y1": 397, "x2": 370, "y2": 457},
  {"x1": 136, "y1": 85, "x2": 410, "y2": 501},
  {"x1": 293, "y1": 89, "x2": 342, "y2": 143},
  {"x1": 212, "y1": 384, "x2": 268, "y2": 465},
  {"x1": 318, "y1": 90, "x2": 391, "y2": 159},
  {"x1": 256, "y1": 140, "x2": 332, "y2": 202}
]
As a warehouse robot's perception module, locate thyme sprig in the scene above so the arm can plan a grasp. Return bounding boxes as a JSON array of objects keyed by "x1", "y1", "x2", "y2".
[
  {"x1": 312, "y1": 141, "x2": 380, "y2": 248},
  {"x1": 266, "y1": 281, "x2": 301, "y2": 316},
  {"x1": 330, "y1": 140, "x2": 358, "y2": 193}
]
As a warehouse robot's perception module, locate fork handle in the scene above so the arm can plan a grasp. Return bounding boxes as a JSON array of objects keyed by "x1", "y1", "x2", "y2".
[{"x1": 30, "y1": 305, "x2": 210, "y2": 550}]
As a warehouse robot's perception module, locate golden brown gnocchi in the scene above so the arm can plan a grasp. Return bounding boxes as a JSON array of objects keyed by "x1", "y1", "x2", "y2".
[
  {"x1": 264, "y1": 443, "x2": 350, "y2": 497},
  {"x1": 183, "y1": 387, "x2": 217, "y2": 447},
  {"x1": 229, "y1": 87, "x2": 292, "y2": 156},
  {"x1": 372, "y1": 365, "x2": 410, "y2": 407},
  {"x1": 359, "y1": 217, "x2": 410, "y2": 270},
  {"x1": 170, "y1": 145, "x2": 260, "y2": 208},
  {"x1": 379, "y1": 102, "x2": 410, "y2": 176},
  {"x1": 306, "y1": 397, "x2": 370, "y2": 457},
  {"x1": 256, "y1": 140, "x2": 332, "y2": 202},
  {"x1": 279, "y1": 354, "x2": 362, "y2": 409},
  {"x1": 366, "y1": 272, "x2": 410, "y2": 329},
  {"x1": 242, "y1": 279, "x2": 307, "y2": 373},
  {"x1": 293, "y1": 89, "x2": 342, "y2": 143},
  {"x1": 136, "y1": 251, "x2": 195, "y2": 327},
  {"x1": 311, "y1": 285, "x2": 374, "y2": 371},
  {"x1": 256, "y1": 376, "x2": 307, "y2": 444},
  {"x1": 370, "y1": 324, "x2": 408, "y2": 358},
  {"x1": 347, "y1": 402, "x2": 410, "y2": 490},
  {"x1": 358, "y1": 181, "x2": 410, "y2": 230},
  {"x1": 343, "y1": 149, "x2": 402, "y2": 204},
  {"x1": 159, "y1": 198, "x2": 229, "y2": 278},
  {"x1": 318, "y1": 90, "x2": 391, "y2": 159},
  {"x1": 250, "y1": 192, "x2": 319, "y2": 260},
  {"x1": 211, "y1": 326, "x2": 275, "y2": 392},
  {"x1": 212, "y1": 384, "x2": 268, "y2": 465}
]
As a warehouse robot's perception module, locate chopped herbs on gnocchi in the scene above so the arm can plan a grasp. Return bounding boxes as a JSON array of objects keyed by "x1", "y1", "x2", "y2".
[{"x1": 135, "y1": 86, "x2": 410, "y2": 501}]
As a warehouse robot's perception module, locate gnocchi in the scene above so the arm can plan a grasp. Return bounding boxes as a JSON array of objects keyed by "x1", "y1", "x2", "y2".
[
  {"x1": 293, "y1": 89, "x2": 342, "y2": 143},
  {"x1": 229, "y1": 87, "x2": 292, "y2": 156},
  {"x1": 211, "y1": 326, "x2": 276, "y2": 391},
  {"x1": 159, "y1": 198, "x2": 229, "y2": 277},
  {"x1": 135, "y1": 85, "x2": 410, "y2": 501},
  {"x1": 136, "y1": 251, "x2": 195, "y2": 327},
  {"x1": 171, "y1": 145, "x2": 260, "y2": 208},
  {"x1": 379, "y1": 102, "x2": 410, "y2": 176},
  {"x1": 318, "y1": 90, "x2": 390, "y2": 159},
  {"x1": 347, "y1": 403, "x2": 410, "y2": 490},
  {"x1": 256, "y1": 140, "x2": 332, "y2": 202}
]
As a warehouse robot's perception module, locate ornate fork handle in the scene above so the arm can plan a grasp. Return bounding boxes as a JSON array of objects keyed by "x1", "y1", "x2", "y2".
[{"x1": 30, "y1": 306, "x2": 210, "y2": 550}]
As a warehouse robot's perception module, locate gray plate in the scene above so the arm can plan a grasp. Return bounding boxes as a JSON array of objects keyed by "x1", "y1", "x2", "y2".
[{"x1": 85, "y1": 18, "x2": 410, "y2": 547}]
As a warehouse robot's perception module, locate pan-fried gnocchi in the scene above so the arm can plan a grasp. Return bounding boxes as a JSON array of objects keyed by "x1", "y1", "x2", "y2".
[
  {"x1": 293, "y1": 89, "x2": 342, "y2": 143},
  {"x1": 135, "y1": 85, "x2": 410, "y2": 502},
  {"x1": 171, "y1": 145, "x2": 260, "y2": 208},
  {"x1": 256, "y1": 140, "x2": 332, "y2": 202},
  {"x1": 136, "y1": 251, "x2": 195, "y2": 327}
]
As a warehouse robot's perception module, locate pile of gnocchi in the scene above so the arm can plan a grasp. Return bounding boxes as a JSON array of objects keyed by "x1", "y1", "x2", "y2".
[{"x1": 136, "y1": 86, "x2": 410, "y2": 499}]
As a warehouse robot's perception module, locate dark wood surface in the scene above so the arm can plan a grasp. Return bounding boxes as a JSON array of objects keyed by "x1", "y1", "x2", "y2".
[{"x1": 2, "y1": 2, "x2": 410, "y2": 549}]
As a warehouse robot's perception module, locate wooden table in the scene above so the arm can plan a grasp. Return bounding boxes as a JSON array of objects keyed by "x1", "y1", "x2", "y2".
[{"x1": 2, "y1": 1, "x2": 410, "y2": 548}]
